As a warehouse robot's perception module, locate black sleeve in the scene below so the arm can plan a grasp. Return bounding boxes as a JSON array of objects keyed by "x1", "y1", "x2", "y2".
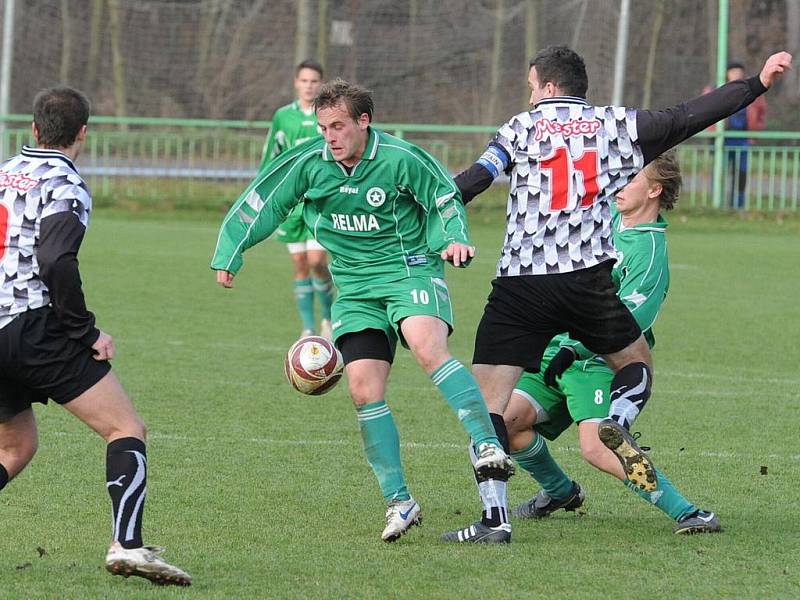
[
  {"x1": 38, "y1": 211, "x2": 100, "y2": 347},
  {"x1": 454, "y1": 163, "x2": 495, "y2": 205},
  {"x1": 636, "y1": 75, "x2": 768, "y2": 164}
]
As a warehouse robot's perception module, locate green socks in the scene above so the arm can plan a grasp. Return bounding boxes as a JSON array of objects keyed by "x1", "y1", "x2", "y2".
[
  {"x1": 511, "y1": 433, "x2": 574, "y2": 500},
  {"x1": 626, "y1": 467, "x2": 697, "y2": 520},
  {"x1": 430, "y1": 359, "x2": 500, "y2": 448},
  {"x1": 312, "y1": 277, "x2": 334, "y2": 320},
  {"x1": 293, "y1": 278, "x2": 315, "y2": 332},
  {"x1": 356, "y1": 401, "x2": 410, "y2": 503}
]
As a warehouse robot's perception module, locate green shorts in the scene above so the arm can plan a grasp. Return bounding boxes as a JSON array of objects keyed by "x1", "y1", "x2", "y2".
[
  {"x1": 330, "y1": 276, "x2": 454, "y2": 349},
  {"x1": 514, "y1": 359, "x2": 614, "y2": 441},
  {"x1": 275, "y1": 204, "x2": 313, "y2": 244}
]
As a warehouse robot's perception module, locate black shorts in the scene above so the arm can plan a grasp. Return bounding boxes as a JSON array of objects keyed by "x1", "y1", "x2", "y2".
[
  {"x1": 472, "y1": 261, "x2": 641, "y2": 372},
  {"x1": 337, "y1": 328, "x2": 396, "y2": 365},
  {"x1": 0, "y1": 307, "x2": 111, "y2": 422}
]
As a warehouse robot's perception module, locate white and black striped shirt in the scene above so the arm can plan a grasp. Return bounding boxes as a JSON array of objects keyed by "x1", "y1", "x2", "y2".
[
  {"x1": 457, "y1": 76, "x2": 768, "y2": 278},
  {"x1": 0, "y1": 146, "x2": 97, "y2": 343}
]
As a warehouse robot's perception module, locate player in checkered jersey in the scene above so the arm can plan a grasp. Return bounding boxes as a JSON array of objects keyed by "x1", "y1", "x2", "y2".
[
  {"x1": 442, "y1": 46, "x2": 792, "y2": 543},
  {"x1": 0, "y1": 87, "x2": 190, "y2": 584}
]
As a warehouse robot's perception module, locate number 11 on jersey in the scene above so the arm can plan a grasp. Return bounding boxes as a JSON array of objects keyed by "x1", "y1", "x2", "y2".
[{"x1": 540, "y1": 147, "x2": 599, "y2": 212}]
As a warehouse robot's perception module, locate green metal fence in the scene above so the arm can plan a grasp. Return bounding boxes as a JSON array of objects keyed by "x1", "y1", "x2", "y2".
[{"x1": 1, "y1": 115, "x2": 797, "y2": 211}]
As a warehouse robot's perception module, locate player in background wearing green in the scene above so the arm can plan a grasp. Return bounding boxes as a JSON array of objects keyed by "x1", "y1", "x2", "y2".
[
  {"x1": 212, "y1": 79, "x2": 513, "y2": 542},
  {"x1": 503, "y1": 151, "x2": 720, "y2": 534},
  {"x1": 262, "y1": 60, "x2": 334, "y2": 338}
]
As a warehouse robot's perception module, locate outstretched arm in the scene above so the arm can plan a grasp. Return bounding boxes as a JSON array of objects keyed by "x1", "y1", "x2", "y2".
[{"x1": 637, "y1": 51, "x2": 792, "y2": 163}]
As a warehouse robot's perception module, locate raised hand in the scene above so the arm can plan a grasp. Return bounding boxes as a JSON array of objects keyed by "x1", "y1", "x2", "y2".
[{"x1": 759, "y1": 51, "x2": 793, "y2": 89}]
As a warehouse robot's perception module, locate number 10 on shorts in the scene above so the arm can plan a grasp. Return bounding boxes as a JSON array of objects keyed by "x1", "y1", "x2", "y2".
[{"x1": 410, "y1": 289, "x2": 429, "y2": 304}]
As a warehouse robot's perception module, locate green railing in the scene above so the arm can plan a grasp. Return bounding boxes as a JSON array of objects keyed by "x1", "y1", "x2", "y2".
[{"x1": 0, "y1": 114, "x2": 797, "y2": 211}]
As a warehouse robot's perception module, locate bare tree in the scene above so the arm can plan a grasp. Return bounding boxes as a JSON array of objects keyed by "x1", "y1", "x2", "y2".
[
  {"x1": 487, "y1": 0, "x2": 505, "y2": 124},
  {"x1": 524, "y1": 0, "x2": 538, "y2": 106},
  {"x1": 642, "y1": 0, "x2": 664, "y2": 107},
  {"x1": 87, "y1": 0, "x2": 104, "y2": 93},
  {"x1": 59, "y1": 0, "x2": 71, "y2": 83},
  {"x1": 317, "y1": 0, "x2": 329, "y2": 67},
  {"x1": 295, "y1": 0, "x2": 311, "y2": 64},
  {"x1": 108, "y1": 0, "x2": 128, "y2": 122}
]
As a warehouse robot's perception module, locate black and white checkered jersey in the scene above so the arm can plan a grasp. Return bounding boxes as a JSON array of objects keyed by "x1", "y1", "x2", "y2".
[
  {"x1": 488, "y1": 97, "x2": 643, "y2": 276},
  {"x1": 459, "y1": 76, "x2": 769, "y2": 278},
  {"x1": 0, "y1": 146, "x2": 92, "y2": 329}
]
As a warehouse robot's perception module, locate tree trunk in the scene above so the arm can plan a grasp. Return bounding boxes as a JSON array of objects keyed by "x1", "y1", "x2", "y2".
[
  {"x1": 787, "y1": 0, "x2": 800, "y2": 96},
  {"x1": 108, "y1": 0, "x2": 128, "y2": 124},
  {"x1": 487, "y1": 0, "x2": 505, "y2": 125},
  {"x1": 59, "y1": 0, "x2": 71, "y2": 83},
  {"x1": 317, "y1": 0, "x2": 328, "y2": 67},
  {"x1": 87, "y1": 0, "x2": 104, "y2": 92},
  {"x1": 706, "y1": 0, "x2": 717, "y2": 85},
  {"x1": 408, "y1": 0, "x2": 417, "y2": 76},
  {"x1": 295, "y1": 0, "x2": 311, "y2": 65},
  {"x1": 642, "y1": 0, "x2": 664, "y2": 107},
  {"x1": 524, "y1": 0, "x2": 538, "y2": 106},
  {"x1": 346, "y1": 0, "x2": 359, "y2": 82}
]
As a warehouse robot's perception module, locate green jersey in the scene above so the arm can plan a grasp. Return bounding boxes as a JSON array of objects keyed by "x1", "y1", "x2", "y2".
[
  {"x1": 555, "y1": 209, "x2": 670, "y2": 361},
  {"x1": 212, "y1": 128, "x2": 470, "y2": 289},
  {"x1": 259, "y1": 101, "x2": 319, "y2": 171}
]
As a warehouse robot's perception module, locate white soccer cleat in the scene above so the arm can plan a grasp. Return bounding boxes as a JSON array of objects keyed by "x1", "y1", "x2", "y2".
[
  {"x1": 381, "y1": 497, "x2": 422, "y2": 542},
  {"x1": 105, "y1": 542, "x2": 191, "y2": 586},
  {"x1": 319, "y1": 318, "x2": 333, "y2": 340},
  {"x1": 301, "y1": 328, "x2": 315, "y2": 338},
  {"x1": 473, "y1": 443, "x2": 515, "y2": 479}
]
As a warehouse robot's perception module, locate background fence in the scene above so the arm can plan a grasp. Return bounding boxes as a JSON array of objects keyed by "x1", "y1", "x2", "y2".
[
  {"x1": 0, "y1": 0, "x2": 798, "y2": 211},
  {"x1": 2, "y1": 115, "x2": 797, "y2": 212}
]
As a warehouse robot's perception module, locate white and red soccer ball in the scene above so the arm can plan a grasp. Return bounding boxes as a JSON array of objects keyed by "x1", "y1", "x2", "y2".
[{"x1": 284, "y1": 335, "x2": 343, "y2": 395}]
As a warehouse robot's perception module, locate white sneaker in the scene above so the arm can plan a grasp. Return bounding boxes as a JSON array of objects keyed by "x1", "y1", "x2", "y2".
[
  {"x1": 300, "y1": 328, "x2": 315, "y2": 338},
  {"x1": 105, "y1": 541, "x2": 191, "y2": 586},
  {"x1": 319, "y1": 319, "x2": 332, "y2": 340},
  {"x1": 473, "y1": 443, "x2": 515, "y2": 479},
  {"x1": 381, "y1": 497, "x2": 422, "y2": 542}
]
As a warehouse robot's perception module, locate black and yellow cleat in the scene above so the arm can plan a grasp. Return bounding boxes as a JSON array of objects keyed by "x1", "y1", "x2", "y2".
[{"x1": 598, "y1": 418, "x2": 658, "y2": 492}]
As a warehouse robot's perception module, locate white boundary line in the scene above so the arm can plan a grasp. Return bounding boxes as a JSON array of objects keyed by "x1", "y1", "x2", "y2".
[{"x1": 48, "y1": 431, "x2": 800, "y2": 461}]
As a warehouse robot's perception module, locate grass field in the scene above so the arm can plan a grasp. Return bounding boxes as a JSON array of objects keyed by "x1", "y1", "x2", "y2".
[{"x1": 1, "y1": 209, "x2": 798, "y2": 599}]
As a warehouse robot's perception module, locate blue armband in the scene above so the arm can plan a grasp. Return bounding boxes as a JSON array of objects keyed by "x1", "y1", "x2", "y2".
[{"x1": 476, "y1": 145, "x2": 509, "y2": 179}]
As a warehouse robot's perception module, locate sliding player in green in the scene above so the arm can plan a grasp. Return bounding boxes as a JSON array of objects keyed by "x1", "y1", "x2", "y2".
[
  {"x1": 504, "y1": 151, "x2": 720, "y2": 534},
  {"x1": 261, "y1": 60, "x2": 334, "y2": 338},
  {"x1": 212, "y1": 78, "x2": 513, "y2": 542}
]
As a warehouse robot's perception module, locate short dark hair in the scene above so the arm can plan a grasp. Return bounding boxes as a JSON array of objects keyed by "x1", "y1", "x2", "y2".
[
  {"x1": 726, "y1": 60, "x2": 745, "y2": 71},
  {"x1": 530, "y1": 45, "x2": 588, "y2": 98},
  {"x1": 32, "y1": 86, "x2": 90, "y2": 148},
  {"x1": 314, "y1": 78, "x2": 374, "y2": 122},
  {"x1": 296, "y1": 59, "x2": 324, "y2": 78},
  {"x1": 645, "y1": 150, "x2": 682, "y2": 211}
]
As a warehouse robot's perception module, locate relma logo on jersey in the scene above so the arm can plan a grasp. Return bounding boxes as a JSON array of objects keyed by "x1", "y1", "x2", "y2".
[
  {"x1": 331, "y1": 213, "x2": 379, "y2": 232},
  {"x1": 534, "y1": 118, "x2": 601, "y2": 142}
]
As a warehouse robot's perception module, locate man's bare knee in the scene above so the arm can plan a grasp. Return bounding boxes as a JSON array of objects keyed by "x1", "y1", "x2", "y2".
[
  {"x1": 0, "y1": 410, "x2": 39, "y2": 478},
  {"x1": 602, "y1": 336, "x2": 652, "y2": 372},
  {"x1": 63, "y1": 372, "x2": 147, "y2": 443}
]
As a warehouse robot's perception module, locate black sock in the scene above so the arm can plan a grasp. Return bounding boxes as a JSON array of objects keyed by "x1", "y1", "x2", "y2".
[
  {"x1": 106, "y1": 437, "x2": 147, "y2": 549},
  {"x1": 608, "y1": 362, "x2": 652, "y2": 430},
  {"x1": 0, "y1": 463, "x2": 8, "y2": 491},
  {"x1": 490, "y1": 412, "x2": 510, "y2": 453}
]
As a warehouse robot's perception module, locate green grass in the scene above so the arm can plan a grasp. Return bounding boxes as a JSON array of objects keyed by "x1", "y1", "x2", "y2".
[{"x1": 1, "y1": 210, "x2": 799, "y2": 599}]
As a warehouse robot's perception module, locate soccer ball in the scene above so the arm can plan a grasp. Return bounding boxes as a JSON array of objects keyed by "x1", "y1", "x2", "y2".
[{"x1": 284, "y1": 335, "x2": 344, "y2": 395}]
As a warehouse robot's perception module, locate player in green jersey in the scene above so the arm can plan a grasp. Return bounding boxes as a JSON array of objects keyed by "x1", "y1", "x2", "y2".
[
  {"x1": 212, "y1": 78, "x2": 513, "y2": 542},
  {"x1": 261, "y1": 60, "x2": 334, "y2": 339},
  {"x1": 502, "y1": 151, "x2": 720, "y2": 534}
]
